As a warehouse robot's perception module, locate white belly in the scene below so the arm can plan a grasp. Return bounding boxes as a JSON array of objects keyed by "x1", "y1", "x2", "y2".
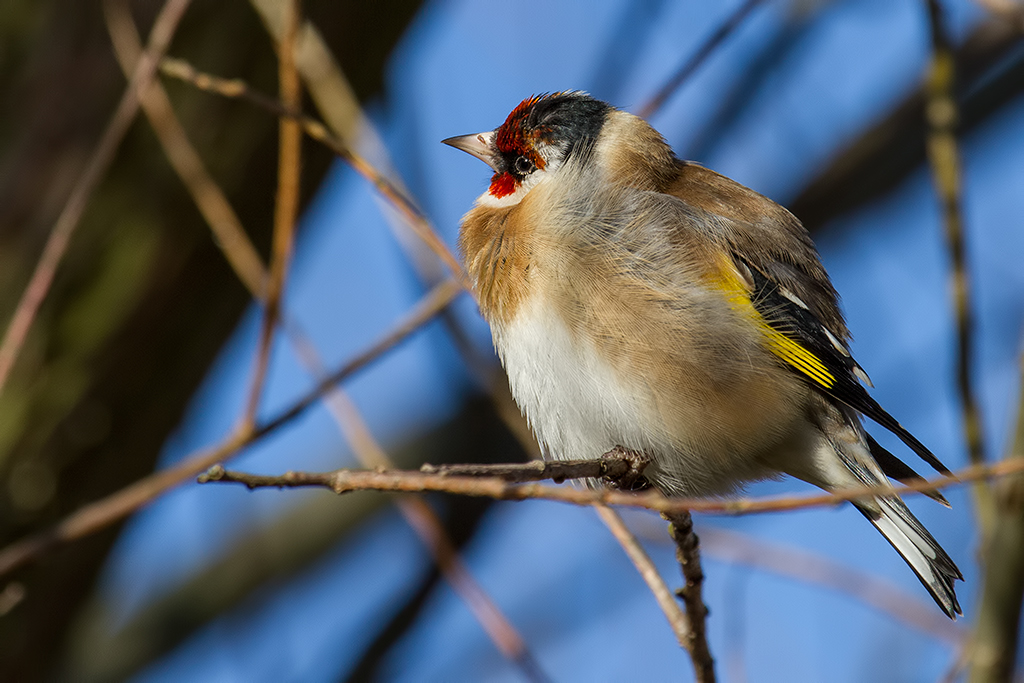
[
  {"x1": 494, "y1": 298, "x2": 664, "y2": 464},
  {"x1": 490, "y1": 296, "x2": 804, "y2": 496}
]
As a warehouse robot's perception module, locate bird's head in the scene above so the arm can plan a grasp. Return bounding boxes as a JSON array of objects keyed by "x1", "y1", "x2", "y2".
[{"x1": 443, "y1": 92, "x2": 612, "y2": 206}]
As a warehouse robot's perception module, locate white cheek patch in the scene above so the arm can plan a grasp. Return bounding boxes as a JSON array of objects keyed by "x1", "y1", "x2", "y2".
[
  {"x1": 475, "y1": 184, "x2": 530, "y2": 209},
  {"x1": 474, "y1": 163, "x2": 559, "y2": 209}
]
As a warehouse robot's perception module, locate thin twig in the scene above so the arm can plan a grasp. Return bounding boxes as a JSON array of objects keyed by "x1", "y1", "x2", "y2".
[
  {"x1": 103, "y1": 0, "x2": 267, "y2": 298},
  {"x1": 688, "y1": 524, "x2": 964, "y2": 644},
  {"x1": 972, "y1": 0, "x2": 1024, "y2": 30},
  {"x1": 925, "y1": 0, "x2": 989, "y2": 477},
  {"x1": 159, "y1": 57, "x2": 470, "y2": 289},
  {"x1": 283, "y1": 326, "x2": 548, "y2": 678},
  {"x1": 399, "y1": 494, "x2": 551, "y2": 682},
  {"x1": 663, "y1": 510, "x2": 715, "y2": 683},
  {"x1": 107, "y1": 16, "x2": 537, "y2": 662},
  {"x1": 244, "y1": 0, "x2": 303, "y2": 425},
  {"x1": 196, "y1": 454, "x2": 1024, "y2": 516},
  {"x1": 0, "y1": 0, "x2": 193, "y2": 400},
  {"x1": 968, "y1": 351, "x2": 1024, "y2": 682},
  {"x1": 0, "y1": 428, "x2": 252, "y2": 579},
  {"x1": 594, "y1": 505, "x2": 690, "y2": 647},
  {"x1": 0, "y1": 280, "x2": 457, "y2": 579},
  {"x1": 420, "y1": 457, "x2": 633, "y2": 483},
  {"x1": 189, "y1": 27, "x2": 645, "y2": 668},
  {"x1": 637, "y1": 0, "x2": 765, "y2": 119}
]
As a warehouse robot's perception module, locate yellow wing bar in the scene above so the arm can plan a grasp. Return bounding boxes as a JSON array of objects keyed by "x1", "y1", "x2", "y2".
[{"x1": 708, "y1": 256, "x2": 836, "y2": 389}]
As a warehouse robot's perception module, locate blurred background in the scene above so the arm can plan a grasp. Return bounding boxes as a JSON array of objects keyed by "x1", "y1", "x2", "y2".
[{"x1": 0, "y1": 0, "x2": 1022, "y2": 680}]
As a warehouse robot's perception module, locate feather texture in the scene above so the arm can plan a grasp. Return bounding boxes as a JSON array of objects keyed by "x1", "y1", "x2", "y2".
[{"x1": 449, "y1": 93, "x2": 961, "y2": 617}]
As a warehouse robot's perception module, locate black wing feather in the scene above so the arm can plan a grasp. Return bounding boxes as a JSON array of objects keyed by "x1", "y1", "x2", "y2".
[{"x1": 736, "y1": 254, "x2": 951, "y2": 476}]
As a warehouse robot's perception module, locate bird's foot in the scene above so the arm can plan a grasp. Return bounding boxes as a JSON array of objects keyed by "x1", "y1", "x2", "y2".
[{"x1": 601, "y1": 446, "x2": 651, "y2": 491}]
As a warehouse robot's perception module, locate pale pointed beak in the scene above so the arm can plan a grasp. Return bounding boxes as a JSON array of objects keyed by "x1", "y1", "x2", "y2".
[{"x1": 442, "y1": 131, "x2": 498, "y2": 171}]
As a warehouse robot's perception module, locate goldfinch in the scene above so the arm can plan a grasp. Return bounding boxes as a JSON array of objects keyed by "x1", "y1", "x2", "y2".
[{"x1": 443, "y1": 91, "x2": 962, "y2": 617}]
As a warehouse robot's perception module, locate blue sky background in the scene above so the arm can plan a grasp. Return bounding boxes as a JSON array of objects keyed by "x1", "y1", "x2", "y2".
[{"x1": 91, "y1": 0, "x2": 1024, "y2": 680}]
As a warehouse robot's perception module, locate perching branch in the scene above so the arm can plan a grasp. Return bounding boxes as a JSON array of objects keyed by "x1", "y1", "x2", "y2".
[
  {"x1": 0, "y1": 278, "x2": 458, "y2": 579},
  {"x1": 420, "y1": 454, "x2": 639, "y2": 484},
  {"x1": 196, "y1": 454, "x2": 1024, "y2": 517},
  {"x1": 113, "y1": 3, "x2": 543, "y2": 671},
  {"x1": 664, "y1": 510, "x2": 715, "y2": 683}
]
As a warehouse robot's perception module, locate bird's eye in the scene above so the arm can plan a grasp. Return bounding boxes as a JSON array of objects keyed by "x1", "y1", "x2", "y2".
[{"x1": 513, "y1": 155, "x2": 535, "y2": 176}]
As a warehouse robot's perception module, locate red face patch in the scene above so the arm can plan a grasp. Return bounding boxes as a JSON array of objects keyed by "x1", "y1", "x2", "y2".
[
  {"x1": 488, "y1": 172, "x2": 517, "y2": 198},
  {"x1": 494, "y1": 95, "x2": 543, "y2": 157},
  {"x1": 487, "y1": 95, "x2": 549, "y2": 198}
]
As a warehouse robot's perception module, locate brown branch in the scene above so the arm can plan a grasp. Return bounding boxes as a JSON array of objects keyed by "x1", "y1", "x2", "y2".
[
  {"x1": 688, "y1": 524, "x2": 965, "y2": 644},
  {"x1": 0, "y1": 279, "x2": 457, "y2": 579},
  {"x1": 282, "y1": 324, "x2": 547, "y2": 677},
  {"x1": 966, "y1": 475, "x2": 1024, "y2": 682},
  {"x1": 101, "y1": 21, "x2": 537, "y2": 661},
  {"x1": 969, "y1": 353, "x2": 1024, "y2": 682},
  {"x1": 103, "y1": 0, "x2": 267, "y2": 298},
  {"x1": 593, "y1": 505, "x2": 691, "y2": 648},
  {"x1": 396, "y1": 496, "x2": 549, "y2": 682},
  {"x1": 637, "y1": 0, "x2": 764, "y2": 120},
  {"x1": 420, "y1": 456, "x2": 633, "y2": 483},
  {"x1": 244, "y1": 0, "x2": 303, "y2": 425},
  {"x1": 196, "y1": 453, "x2": 1024, "y2": 516},
  {"x1": 973, "y1": 0, "x2": 1024, "y2": 30},
  {"x1": 0, "y1": 0, "x2": 193, "y2": 400},
  {"x1": 158, "y1": 56, "x2": 471, "y2": 290},
  {"x1": 663, "y1": 510, "x2": 715, "y2": 683},
  {"x1": 139, "y1": 33, "x2": 536, "y2": 669},
  {"x1": 925, "y1": 0, "x2": 989, "y2": 476},
  {"x1": 790, "y1": 14, "x2": 1024, "y2": 231},
  {"x1": 247, "y1": 0, "x2": 467, "y2": 292}
]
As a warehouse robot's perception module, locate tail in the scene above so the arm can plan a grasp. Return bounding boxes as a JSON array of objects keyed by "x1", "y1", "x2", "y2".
[{"x1": 855, "y1": 496, "x2": 963, "y2": 618}]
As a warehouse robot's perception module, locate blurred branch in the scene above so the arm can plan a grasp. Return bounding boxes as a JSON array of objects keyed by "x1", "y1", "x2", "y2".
[
  {"x1": 920, "y1": 8, "x2": 1024, "y2": 677},
  {"x1": 244, "y1": 0, "x2": 303, "y2": 424},
  {"x1": 969, "y1": 353, "x2": 1024, "y2": 682},
  {"x1": 103, "y1": 0, "x2": 267, "y2": 298},
  {"x1": 637, "y1": 0, "x2": 765, "y2": 120},
  {"x1": 663, "y1": 510, "x2": 715, "y2": 683},
  {"x1": 0, "y1": 0, "x2": 193, "y2": 400},
  {"x1": 118, "y1": 4, "x2": 540, "y2": 669},
  {"x1": 158, "y1": 56, "x2": 470, "y2": 289},
  {"x1": 283, "y1": 342, "x2": 548, "y2": 679},
  {"x1": 253, "y1": 3, "x2": 543, "y2": 668},
  {"x1": 973, "y1": 0, "x2": 1024, "y2": 30},
  {"x1": 401, "y1": 493, "x2": 550, "y2": 682},
  {"x1": 925, "y1": 0, "x2": 990, "y2": 484},
  {"x1": 197, "y1": 453, "x2": 1024, "y2": 516},
  {"x1": 593, "y1": 505, "x2": 692, "y2": 649},
  {"x1": 791, "y1": 14, "x2": 1024, "y2": 230},
  {"x1": 0, "y1": 278, "x2": 458, "y2": 579},
  {"x1": 678, "y1": 524, "x2": 965, "y2": 643}
]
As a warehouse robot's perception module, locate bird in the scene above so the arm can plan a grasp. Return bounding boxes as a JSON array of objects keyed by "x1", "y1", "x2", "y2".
[{"x1": 442, "y1": 91, "x2": 962, "y2": 618}]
